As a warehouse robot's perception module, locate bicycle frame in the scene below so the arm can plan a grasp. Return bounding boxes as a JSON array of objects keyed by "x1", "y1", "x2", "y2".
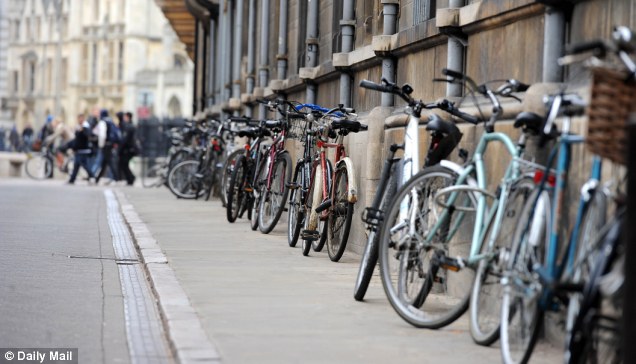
[{"x1": 263, "y1": 129, "x2": 286, "y2": 191}]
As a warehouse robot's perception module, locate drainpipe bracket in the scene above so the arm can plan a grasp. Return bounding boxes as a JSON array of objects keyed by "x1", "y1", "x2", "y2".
[
  {"x1": 270, "y1": 79, "x2": 286, "y2": 91},
  {"x1": 436, "y1": 8, "x2": 461, "y2": 27},
  {"x1": 372, "y1": 34, "x2": 398, "y2": 57},
  {"x1": 299, "y1": 66, "x2": 319, "y2": 80},
  {"x1": 380, "y1": 0, "x2": 399, "y2": 4},
  {"x1": 306, "y1": 37, "x2": 320, "y2": 46},
  {"x1": 276, "y1": 54, "x2": 288, "y2": 61},
  {"x1": 333, "y1": 53, "x2": 350, "y2": 69},
  {"x1": 438, "y1": 26, "x2": 468, "y2": 45},
  {"x1": 339, "y1": 20, "x2": 356, "y2": 27}
]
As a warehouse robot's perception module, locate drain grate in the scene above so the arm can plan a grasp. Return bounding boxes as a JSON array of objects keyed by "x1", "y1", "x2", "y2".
[{"x1": 104, "y1": 190, "x2": 173, "y2": 364}]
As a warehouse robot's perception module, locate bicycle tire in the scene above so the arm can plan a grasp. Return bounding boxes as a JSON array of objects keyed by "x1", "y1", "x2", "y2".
[
  {"x1": 250, "y1": 157, "x2": 267, "y2": 231},
  {"x1": 226, "y1": 155, "x2": 247, "y2": 223},
  {"x1": 203, "y1": 153, "x2": 219, "y2": 201},
  {"x1": 25, "y1": 154, "x2": 53, "y2": 180},
  {"x1": 288, "y1": 162, "x2": 305, "y2": 247},
  {"x1": 378, "y1": 165, "x2": 475, "y2": 328},
  {"x1": 302, "y1": 165, "x2": 328, "y2": 256},
  {"x1": 327, "y1": 164, "x2": 354, "y2": 262},
  {"x1": 500, "y1": 189, "x2": 551, "y2": 364},
  {"x1": 469, "y1": 176, "x2": 535, "y2": 346},
  {"x1": 258, "y1": 152, "x2": 292, "y2": 234},
  {"x1": 167, "y1": 160, "x2": 204, "y2": 199},
  {"x1": 312, "y1": 160, "x2": 333, "y2": 252},
  {"x1": 354, "y1": 172, "x2": 397, "y2": 301},
  {"x1": 220, "y1": 149, "x2": 244, "y2": 206},
  {"x1": 142, "y1": 163, "x2": 165, "y2": 188}
]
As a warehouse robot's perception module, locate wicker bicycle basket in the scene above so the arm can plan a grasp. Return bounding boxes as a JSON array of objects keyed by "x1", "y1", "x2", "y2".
[
  {"x1": 586, "y1": 67, "x2": 636, "y2": 165},
  {"x1": 286, "y1": 116, "x2": 311, "y2": 141}
]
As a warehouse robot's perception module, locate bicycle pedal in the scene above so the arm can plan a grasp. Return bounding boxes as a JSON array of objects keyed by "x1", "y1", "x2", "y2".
[
  {"x1": 433, "y1": 276, "x2": 445, "y2": 284},
  {"x1": 286, "y1": 182, "x2": 299, "y2": 190},
  {"x1": 301, "y1": 229, "x2": 320, "y2": 241},
  {"x1": 436, "y1": 255, "x2": 463, "y2": 272},
  {"x1": 244, "y1": 187, "x2": 254, "y2": 193},
  {"x1": 315, "y1": 199, "x2": 332, "y2": 213}
]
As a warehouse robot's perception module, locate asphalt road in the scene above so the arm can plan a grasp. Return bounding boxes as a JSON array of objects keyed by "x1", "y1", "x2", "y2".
[{"x1": 0, "y1": 180, "x2": 130, "y2": 364}]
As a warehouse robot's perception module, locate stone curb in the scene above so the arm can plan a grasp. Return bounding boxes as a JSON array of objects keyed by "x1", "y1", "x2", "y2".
[{"x1": 114, "y1": 189, "x2": 222, "y2": 364}]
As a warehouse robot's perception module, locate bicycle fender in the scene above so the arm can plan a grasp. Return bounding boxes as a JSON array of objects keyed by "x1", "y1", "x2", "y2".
[
  {"x1": 439, "y1": 159, "x2": 465, "y2": 176},
  {"x1": 336, "y1": 157, "x2": 358, "y2": 203},
  {"x1": 308, "y1": 167, "x2": 323, "y2": 231}
]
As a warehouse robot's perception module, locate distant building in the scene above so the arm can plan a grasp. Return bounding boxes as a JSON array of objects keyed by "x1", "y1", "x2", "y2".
[
  {"x1": 3, "y1": 0, "x2": 193, "y2": 132},
  {"x1": 0, "y1": 0, "x2": 11, "y2": 128}
]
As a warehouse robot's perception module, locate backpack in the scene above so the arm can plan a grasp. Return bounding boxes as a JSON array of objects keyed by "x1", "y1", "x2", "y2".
[{"x1": 105, "y1": 119, "x2": 122, "y2": 144}]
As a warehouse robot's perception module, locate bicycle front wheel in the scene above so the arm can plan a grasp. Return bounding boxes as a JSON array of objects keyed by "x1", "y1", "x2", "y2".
[
  {"x1": 167, "y1": 160, "x2": 203, "y2": 199},
  {"x1": 251, "y1": 156, "x2": 268, "y2": 231},
  {"x1": 500, "y1": 189, "x2": 551, "y2": 364},
  {"x1": 258, "y1": 152, "x2": 292, "y2": 234},
  {"x1": 470, "y1": 177, "x2": 535, "y2": 346},
  {"x1": 378, "y1": 165, "x2": 475, "y2": 328},
  {"x1": 288, "y1": 162, "x2": 305, "y2": 247},
  {"x1": 25, "y1": 154, "x2": 53, "y2": 180},
  {"x1": 220, "y1": 149, "x2": 244, "y2": 206},
  {"x1": 327, "y1": 164, "x2": 354, "y2": 262}
]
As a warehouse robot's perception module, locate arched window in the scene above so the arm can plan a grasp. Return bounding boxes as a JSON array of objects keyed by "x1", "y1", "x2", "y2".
[
  {"x1": 167, "y1": 96, "x2": 181, "y2": 118},
  {"x1": 173, "y1": 55, "x2": 186, "y2": 70}
]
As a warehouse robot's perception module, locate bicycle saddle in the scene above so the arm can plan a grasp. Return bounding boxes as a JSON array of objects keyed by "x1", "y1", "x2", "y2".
[
  {"x1": 330, "y1": 119, "x2": 368, "y2": 133},
  {"x1": 514, "y1": 112, "x2": 543, "y2": 135},
  {"x1": 425, "y1": 114, "x2": 461, "y2": 136},
  {"x1": 238, "y1": 127, "x2": 271, "y2": 139}
]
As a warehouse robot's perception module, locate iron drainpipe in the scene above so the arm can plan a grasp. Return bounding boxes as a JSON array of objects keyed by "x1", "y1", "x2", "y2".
[
  {"x1": 305, "y1": 0, "x2": 320, "y2": 104},
  {"x1": 259, "y1": 0, "x2": 271, "y2": 117},
  {"x1": 542, "y1": 6, "x2": 565, "y2": 82},
  {"x1": 277, "y1": 0, "x2": 289, "y2": 80},
  {"x1": 232, "y1": 0, "x2": 243, "y2": 104},
  {"x1": 245, "y1": 0, "x2": 257, "y2": 116},
  {"x1": 217, "y1": 0, "x2": 226, "y2": 105},
  {"x1": 207, "y1": 18, "x2": 216, "y2": 107},
  {"x1": 381, "y1": 1, "x2": 398, "y2": 107},
  {"x1": 201, "y1": 22, "x2": 208, "y2": 111},
  {"x1": 339, "y1": 0, "x2": 355, "y2": 107},
  {"x1": 447, "y1": 0, "x2": 464, "y2": 97},
  {"x1": 192, "y1": 21, "x2": 200, "y2": 115},
  {"x1": 225, "y1": 2, "x2": 234, "y2": 102}
]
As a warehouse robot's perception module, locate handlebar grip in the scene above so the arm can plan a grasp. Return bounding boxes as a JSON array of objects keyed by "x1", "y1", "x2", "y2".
[
  {"x1": 566, "y1": 40, "x2": 607, "y2": 55},
  {"x1": 229, "y1": 116, "x2": 252, "y2": 123},
  {"x1": 442, "y1": 68, "x2": 465, "y2": 80},
  {"x1": 359, "y1": 79, "x2": 390, "y2": 93},
  {"x1": 516, "y1": 81, "x2": 530, "y2": 92},
  {"x1": 359, "y1": 124, "x2": 369, "y2": 131},
  {"x1": 450, "y1": 109, "x2": 479, "y2": 125}
]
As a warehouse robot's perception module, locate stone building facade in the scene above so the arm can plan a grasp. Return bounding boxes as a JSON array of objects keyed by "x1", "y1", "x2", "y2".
[
  {"x1": 160, "y1": 0, "x2": 633, "y2": 253},
  {"x1": 3, "y1": 0, "x2": 194, "y2": 131}
]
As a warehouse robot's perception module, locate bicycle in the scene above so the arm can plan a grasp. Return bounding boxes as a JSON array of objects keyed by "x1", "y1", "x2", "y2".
[
  {"x1": 376, "y1": 70, "x2": 539, "y2": 340},
  {"x1": 354, "y1": 79, "x2": 473, "y2": 301},
  {"x1": 226, "y1": 117, "x2": 272, "y2": 223},
  {"x1": 142, "y1": 125, "x2": 195, "y2": 188},
  {"x1": 25, "y1": 147, "x2": 73, "y2": 180},
  {"x1": 298, "y1": 105, "x2": 366, "y2": 261},
  {"x1": 500, "y1": 27, "x2": 635, "y2": 364}
]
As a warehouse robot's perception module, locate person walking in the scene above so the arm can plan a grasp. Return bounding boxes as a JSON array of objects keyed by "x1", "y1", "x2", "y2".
[
  {"x1": 118, "y1": 112, "x2": 138, "y2": 186},
  {"x1": 68, "y1": 115, "x2": 95, "y2": 184},
  {"x1": 21, "y1": 124, "x2": 34, "y2": 151},
  {"x1": 93, "y1": 109, "x2": 121, "y2": 184},
  {"x1": 9, "y1": 126, "x2": 20, "y2": 152}
]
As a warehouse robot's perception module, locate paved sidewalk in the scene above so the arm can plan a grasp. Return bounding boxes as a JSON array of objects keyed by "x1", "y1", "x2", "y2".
[{"x1": 120, "y1": 187, "x2": 560, "y2": 364}]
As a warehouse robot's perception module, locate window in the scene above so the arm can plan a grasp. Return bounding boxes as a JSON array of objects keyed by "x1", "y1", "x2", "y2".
[
  {"x1": 27, "y1": 60, "x2": 36, "y2": 94},
  {"x1": 297, "y1": 0, "x2": 308, "y2": 69},
  {"x1": 332, "y1": 0, "x2": 344, "y2": 53},
  {"x1": 91, "y1": 43, "x2": 98, "y2": 83},
  {"x1": 46, "y1": 58, "x2": 53, "y2": 94},
  {"x1": 167, "y1": 96, "x2": 181, "y2": 118},
  {"x1": 117, "y1": 41, "x2": 124, "y2": 80},
  {"x1": 413, "y1": 0, "x2": 436, "y2": 26},
  {"x1": 61, "y1": 58, "x2": 68, "y2": 91},
  {"x1": 81, "y1": 44, "x2": 89, "y2": 81},
  {"x1": 107, "y1": 41, "x2": 115, "y2": 80},
  {"x1": 94, "y1": 0, "x2": 100, "y2": 21},
  {"x1": 15, "y1": 20, "x2": 21, "y2": 41},
  {"x1": 13, "y1": 71, "x2": 19, "y2": 92},
  {"x1": 35, "y1": 17, "x2": 40, "y2": 41},
  {"x1": 26, "y1": 18, "x2": 31, "y2": 41},
  {"x1": 173, "y1": 55, "x2": 186, "y2": 69}
]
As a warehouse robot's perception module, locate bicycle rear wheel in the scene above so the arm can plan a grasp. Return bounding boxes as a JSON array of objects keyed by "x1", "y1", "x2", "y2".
[
  {"x1": 25, "y1": 154, "x2": 53, "y2": 180},
  {"x1": 250, "y1": 157, "x2": 267, "y2": 231},
  {"x1": 288, "y1": 162, "x2": 305, "y2": 247},
  {"x1": 470, "y1": 177, "x2": 535, "y2": 346},
  {"x1": 258, "y1": 152, "x2": 291, "y2": 234},
  {"x1": 327, "y1": 164, "x2": 354, "y2": 262},
  {"x1": 312, "y1": 160, "x2": 332, "y2": 252},
  {"x1": 500, "y1": 189, "x2": 551, "y2": 364},
  {"x1": 378, "y1": 165, "x2": 475, "y2": 328},
  {"x1": 220, "y1": 149, "x2": 243, "y2": 206},
  {"x1": 226, "y1": 155, "x2": 247, "y2": 223},
  {"x1": 167, "y1": 160, "x2": 203, "y2": 199}
]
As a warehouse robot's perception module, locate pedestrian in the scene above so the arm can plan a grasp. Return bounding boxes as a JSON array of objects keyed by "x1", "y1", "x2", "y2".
[
  {"x1": 9, "y1": 126, "x2": 20, "y2": 152},
  {"x1": 118, "y1": 111, "x2": 138, "y2": 186},
  {"x1": 22, "y1": 124, "x2": 34, "y2": 151},
  {"x1": 93, "y1": 109, "x2": 121, "y2": 184},
  {"x1": 68, "y1": 115, "x2": 95, "y2": 184},
  {"x1": 43, "y1": 117, "x2": 73, "y2": 171},
  {"x1": 0, "y1": 126, "x2": 6, "y2": 152}
]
